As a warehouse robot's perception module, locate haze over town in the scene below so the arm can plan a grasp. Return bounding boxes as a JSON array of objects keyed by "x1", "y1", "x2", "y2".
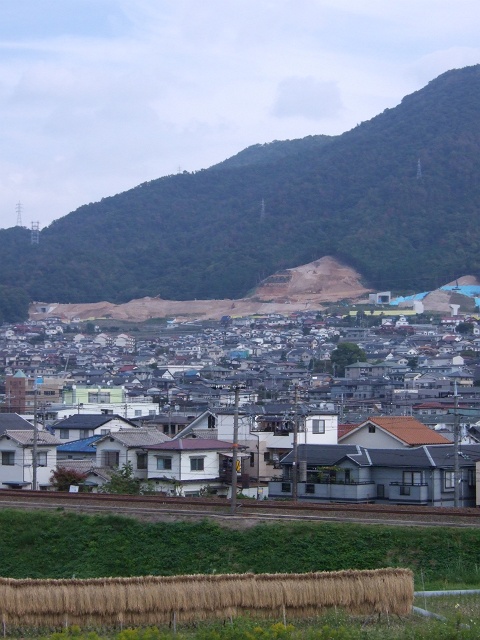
[{"x1": 1, "y1": 0, "x2": 479, "y2": 230}]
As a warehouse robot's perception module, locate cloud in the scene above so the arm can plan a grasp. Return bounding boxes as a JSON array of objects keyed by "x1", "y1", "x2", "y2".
[
  {"x1": 272, "y1": 76, "x2": 342, "y2": 121},
  {"x1": 0, "y1": 1, "x2": 479, "y2": 229}
]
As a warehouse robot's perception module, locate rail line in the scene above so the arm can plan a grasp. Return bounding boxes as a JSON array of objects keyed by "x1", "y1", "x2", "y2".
[{"x1": 0, "y1": 490, "x2": 479, "y2": 527}]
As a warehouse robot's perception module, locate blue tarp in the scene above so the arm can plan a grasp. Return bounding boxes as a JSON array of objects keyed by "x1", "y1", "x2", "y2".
[{"x1": 391, "y1": 285, "x2": 480, "y2": 307}]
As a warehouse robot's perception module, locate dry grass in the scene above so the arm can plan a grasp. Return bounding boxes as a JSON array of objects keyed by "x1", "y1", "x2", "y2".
[{"x1": 0, "y1": 568, "x2": 413, "y2": 628}]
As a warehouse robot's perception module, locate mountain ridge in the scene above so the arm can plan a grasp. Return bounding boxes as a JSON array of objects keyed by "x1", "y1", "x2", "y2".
[{"x1": 2, "y1": 64, "x2": 480, "y2": 320}]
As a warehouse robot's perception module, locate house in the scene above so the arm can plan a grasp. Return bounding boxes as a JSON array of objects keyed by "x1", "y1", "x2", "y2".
[
  {"x1": 0, "y1": 413, "x2": 35, "y2": 435},
  {"x1": 0, "y1": 430, "x2": 61, "y2": 489},
  {"x1": 338, "y1": 416, "x2": 451, "y2": 448},
  {"x1": 53, "y1": 459, "x2": 112, "y2": 491},
  {"x1": 269, "y1": 443, "x2": 480, "y2": 507},
  {"x1": 57, "y1": 435, "x2": 102, "y2": 461},
  {"x1": 52, "y1": 414, "x2": 138, "y2": 443},
  {"x1": 174, "y1": 405, "x2": 338, "y2": 483},
  {"x1": 145, "y1": 438, "x2": 246, "y2": 497},
  {"x1": 94, "y1": 429, "x2": 171, "y2": 480}
]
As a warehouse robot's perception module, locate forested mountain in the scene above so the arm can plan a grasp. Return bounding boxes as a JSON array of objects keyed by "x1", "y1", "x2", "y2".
[{"x1": 2, "y1": 64, "x2": 480, "y2": 311}]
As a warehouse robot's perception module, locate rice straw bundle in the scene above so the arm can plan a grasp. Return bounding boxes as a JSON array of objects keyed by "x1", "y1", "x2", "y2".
[{"x1": 0, "y1": 568, "x2": 413, "y2": 629}]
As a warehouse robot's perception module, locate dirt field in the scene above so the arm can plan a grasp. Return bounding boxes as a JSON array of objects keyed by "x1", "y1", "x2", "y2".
[{"x1": 30, "y1": 256, "x2": 372, "y2": 322}]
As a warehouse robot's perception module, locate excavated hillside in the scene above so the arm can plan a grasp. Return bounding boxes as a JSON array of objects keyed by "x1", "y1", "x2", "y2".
[{"x1": 30, "y1": 257, "x2": 371, "y2": 322}]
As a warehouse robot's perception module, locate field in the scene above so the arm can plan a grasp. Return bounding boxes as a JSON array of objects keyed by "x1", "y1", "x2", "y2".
[
  {"x1": 0, "y1": 509, "x2": 479, "y2": 637},
  {"x1": 0, "y1": 509, "x2": 479, "y2": 588}
]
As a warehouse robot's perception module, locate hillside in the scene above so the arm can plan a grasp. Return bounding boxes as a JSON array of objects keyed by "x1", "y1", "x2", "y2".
[
  {"x1": 30, "y1": 256, "x2": 370, "y2": 321},
  {"x1": 3, "y1": 64, "x2": 480, "y2": 313}
]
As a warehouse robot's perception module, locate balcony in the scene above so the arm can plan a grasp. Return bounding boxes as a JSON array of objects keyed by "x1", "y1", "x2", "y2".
[
  {"x1": 268, "y1": 480, "x2": 376, "y2": 503},
  {"x1": 389, "y1": 483, "x2": 429, "y2": 504}
]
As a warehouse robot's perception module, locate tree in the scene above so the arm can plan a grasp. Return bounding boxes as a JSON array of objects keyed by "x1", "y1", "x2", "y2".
[
  {"x1": 407, "y1": 356, "x2": 419, "y2": 369},
  {"x1": 99, "y1": 461, "x2": 155, "y2": 495},
  {"x1": 50, "y1": 467, "x2": 87, "y2": 492},
  {"x1": 330, "y1": 342, "x2": 366, "y2": 376},
  {"x1": 456, "y1": 322, "x2": 474, "y2": 335}
]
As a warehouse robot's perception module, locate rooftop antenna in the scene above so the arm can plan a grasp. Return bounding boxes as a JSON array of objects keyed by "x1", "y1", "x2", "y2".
[
  {"x1": 15, "y1": 201, "x2": 23, "y2": 227},
  {"x1": 31, "y1": 221, "x2": 40, "y2": 245}
]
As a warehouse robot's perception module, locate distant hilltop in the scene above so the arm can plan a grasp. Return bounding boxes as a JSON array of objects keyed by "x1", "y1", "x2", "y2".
[{"x1": 4, "y1": 64, "x2": 480, "y2": 322}]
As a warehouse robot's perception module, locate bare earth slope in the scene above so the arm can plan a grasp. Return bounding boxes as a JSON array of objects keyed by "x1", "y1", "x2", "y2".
[
  {"x1": 421, "y1": 276, "x2": 480, "y2": 313},
  {"x1": 30, "y1": 257, "x2": 371, "y2": 322}
]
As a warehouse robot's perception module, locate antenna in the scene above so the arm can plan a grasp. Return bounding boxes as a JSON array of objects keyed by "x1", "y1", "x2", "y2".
[
  {"x1": 15, "y1": 202, "x2": 23, "y2": 227},
  {"x1": 416, "y1": 159, "x2": 422, "y2": 180},
  {"x1": 31, "y1": 221, "x2": 40, "y2": 245},
  {"x1": 260, "y1": 198, "x2": 266, "y2": 221}
]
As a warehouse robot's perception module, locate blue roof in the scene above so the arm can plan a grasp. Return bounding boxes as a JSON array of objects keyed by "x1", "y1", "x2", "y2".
[{"x1": 57, "y1": 435, "x2": 101, "y2": 453}]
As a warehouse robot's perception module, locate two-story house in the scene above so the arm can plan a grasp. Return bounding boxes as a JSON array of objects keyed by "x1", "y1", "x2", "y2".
[{"x1": 0, "y1": 430, "x2": 61, "y2": 490}]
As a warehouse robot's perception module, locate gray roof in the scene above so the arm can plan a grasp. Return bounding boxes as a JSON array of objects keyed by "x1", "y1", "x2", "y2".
[
  {"x1": 54, "y1": 414, "x2": 137, "y2": 429},
  {"x1": 281, "y1": 443, "x2": 480, "y2": 470},
  {"x1": 95, "y1": 429, "x2": 171, "y2": 447},
  {"x1": 1, "y1": 430, "x2": 61, "y2": 446},
  {"x1": 0, "y1": 413, "x2": 34, "y2": 436}
]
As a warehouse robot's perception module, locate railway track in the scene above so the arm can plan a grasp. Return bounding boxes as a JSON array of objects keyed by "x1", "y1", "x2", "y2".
[{"x1": 0, "y1": 490, "x2": 479, "y2": 527}]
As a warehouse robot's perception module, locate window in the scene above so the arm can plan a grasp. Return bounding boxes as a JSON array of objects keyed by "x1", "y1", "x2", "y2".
[
  {"x1": 281, "y1": 482, "x2": 291, "y2": 493},
  {"x1": 305, "y1": 483, "x2": 315, "y2": 494},
  {"x1": 137, "y1": 453, "x2": 147, "y2": 470},
  {"x1": 368, "y1": 424, "x2": 376, "y2": 433},
  {"x1": 102, "y1": 451, "x2": 119, "y2": 468},
  {"x1": 156, "y1": 457, "x2": 172, "y2": 471},
  {"x1": 263, "y1": 452, "x2": 271, "y2": 463},
  {"x1": 88, "y1": 392, "x2": 110, "y2": 403},
  {"x1": 100, "y1": 429, "x2": 111, "y2": 436},
  {"x1": 468, "y1": 468, "x2": 476, "y2": 487},
  {"x1": 58, "y1": 429, "x2": 69, "y2": 440},
  {"x1": 79, "y1": 429, "x2": 90, "y2": 439},
  {"x1": 250, "y1": 452, "x2": 255, "y2": 468},
  {"x1": 403, "y1": 471, "x2": 423, "y2": 485},
  {"x1": 312, "y1": 419, "x2": 325, "y2": 434},
  {"x1": 43, "y1": 390, "x2": 55, "y2": 396},
  {"x1": 444, "y1": 471, "x2": 455, "y2": 491},
  {"x1": 1, "y1": 451, "x2": 14, "y2": 466},
  {"x1": 190, "y1": 457, "x2": 204, "y2": 471},
  {"x1": 37, "y1": 452, "x2": 47, "y2": 467},
  {"x1": 135, "y1": 410, "x2": 141, "y2": 417}
]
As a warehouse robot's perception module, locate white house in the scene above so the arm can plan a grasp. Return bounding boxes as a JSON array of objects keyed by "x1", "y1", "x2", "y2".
[
  {"x1": 174, "y1": 406, "x2": 338, "y2": 483},
  {"x1": 145, "y1": 438, "x2": 241, "y2": 497},
  {"x1": 52, "y1": 414, "x2": 138, "y2": 443},
  {"x1": 0, "y1": 430, "x2": 61, "y2": 489}
]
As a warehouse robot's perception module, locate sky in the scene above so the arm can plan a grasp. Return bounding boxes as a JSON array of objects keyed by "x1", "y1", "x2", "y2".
[{"x1": 0, "y1": 0, "x2": 479, "y2": 230}]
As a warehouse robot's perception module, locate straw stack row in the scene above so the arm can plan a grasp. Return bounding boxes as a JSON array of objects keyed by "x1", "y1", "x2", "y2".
[{"x1": 0, "y1": 568, "x2": 414, "y2": 628}]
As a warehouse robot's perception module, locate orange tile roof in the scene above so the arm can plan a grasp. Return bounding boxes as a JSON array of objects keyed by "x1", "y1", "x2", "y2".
[
  {"x1": 365, "y1": 416, "x2": 451, "y2": 445},
  {"x1": 338, "y1": 423, "x2": 360, "y2": 439}
]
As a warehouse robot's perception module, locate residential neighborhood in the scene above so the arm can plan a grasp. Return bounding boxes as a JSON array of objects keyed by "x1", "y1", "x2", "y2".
[{"x1": 0, "y1": 306, "x2": 480, "y2": 506}]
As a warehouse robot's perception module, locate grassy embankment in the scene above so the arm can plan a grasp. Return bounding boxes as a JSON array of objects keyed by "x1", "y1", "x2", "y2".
[{"x1": 0, "y1": 509, "x2": 479, "y2": 589}]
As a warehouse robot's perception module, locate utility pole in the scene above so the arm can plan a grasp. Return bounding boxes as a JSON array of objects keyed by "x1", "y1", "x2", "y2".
[
  {"x1": 292, "y1": 385, "x2": 299, "y2": 501},
  {"x1": 230, "y1": 384, "x2": 242, "y2": 515},
  {"x1": 453, "y1": 384, "x2": 460, "y2": 508},
  {"x1": 32, "y1": 373, "x2": 38, "y2": 491}
]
